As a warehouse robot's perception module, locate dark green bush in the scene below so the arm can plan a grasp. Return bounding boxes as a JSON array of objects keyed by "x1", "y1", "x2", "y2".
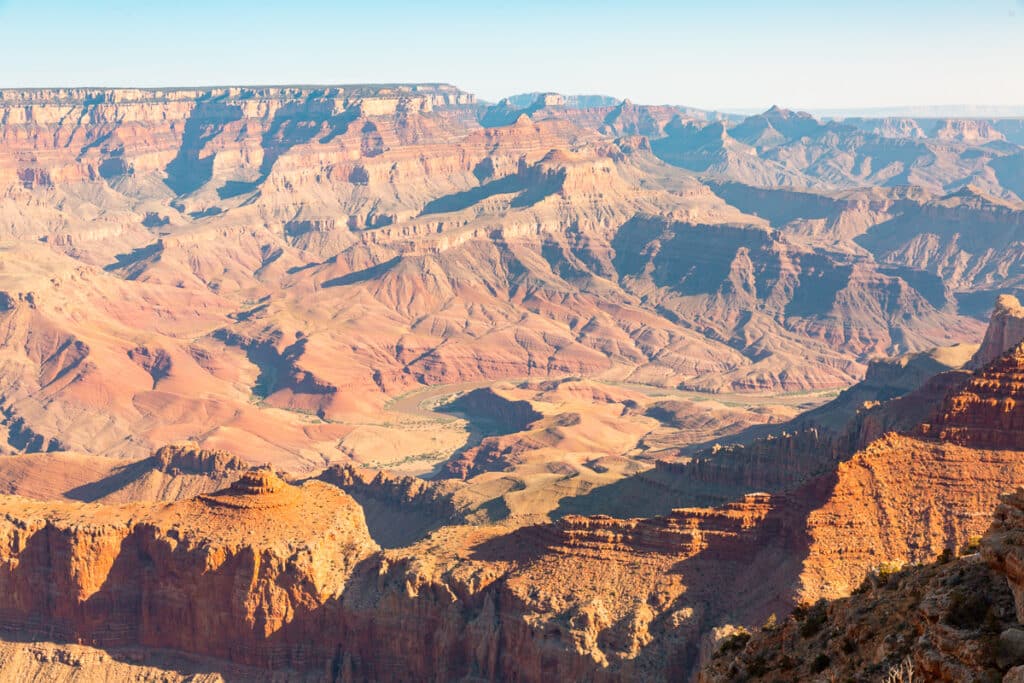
[
  {"x1": 714, "y1": 630, "x2": 751, "y2": 658},
  {"x1": 799, "y1": 600, "x2": 829, "y2": 638},
  {"x1": 960, "y1": 535, "x2": 982, "y2": 556}
]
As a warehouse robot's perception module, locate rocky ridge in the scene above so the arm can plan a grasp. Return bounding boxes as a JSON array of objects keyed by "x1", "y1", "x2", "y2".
[
  {"x1": 700, "y1": 486, "x2": 1024, "y2": 682},
  {"x1": 2, "y1": 86, "x2": 1017, "y2": 464},
  {"x1": 0, "y1": 470, "x2": 795, "y2": 681},
  {"x1": 2, "y1": 306, "x2": 1024, "y2": 680}
]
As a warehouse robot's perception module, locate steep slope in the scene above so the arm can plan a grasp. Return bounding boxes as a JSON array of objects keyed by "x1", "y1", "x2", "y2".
[
  {"x1": 700, "y1": 551, "x2": 1016, "y2": 682},
  {"x1": 701, "y1": 489, "x2": 1024, "y2": 682},
  {"x1": 971, "y1": 294, "x2": 1024, "y2": 367},
  {"x1": 0, "y1": 444, "x2": 247, "y2": 503},
  {"x1": 0, "y1": 470, "x2": 795, "y2": 681}
]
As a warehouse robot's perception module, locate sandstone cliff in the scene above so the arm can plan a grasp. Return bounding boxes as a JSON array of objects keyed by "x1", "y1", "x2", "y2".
[
  {"x1": 699, "y1": 550, "x2": 1018, "y2": 682},
  {"x1": 0, "y1": 472, "x2": 798, "y2": 681},
  {"x1": 971, "y1": 295, "x2": 1024, "y2": 368},
  {"x1": 700, "y1": 485, "x2": 1024, "y2": 681}
]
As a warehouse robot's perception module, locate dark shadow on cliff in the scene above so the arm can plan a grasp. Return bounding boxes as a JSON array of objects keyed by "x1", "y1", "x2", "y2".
[
  {"x1": 420, "y1": 174, "x2": 550, "y2": 216},
  {"x1": 550, "y1": 461, "x2": 750, "y2": 520},
  {"x1": 462, "y1": 470, "x2": 839, "y2": 679},
  {"x1": 104, "y1": 241, "x2": 163, "y2": 275},
  {"x1": 211, "y1": 330, "x2": 333, "y2": 400},
  {"x1": 428, "y1": 389, "x2": 545, "y2": 482},
  {"x1": 62, "y1": 457, "x2": 161, "y2": 502},
  {"x1": 321, "y1": 256, "x2": 401, "y2": 288},
  {"x1": 659, "y1": 473, "x2": 836, "y2": 678},
  {"x1": 313, "y1": 467, "x2": 472, "y2": 549},
  {"x1": 164, "y1": 97, "x2": 244, "y2": 196},
  {"x1": 465, "y1": 522, "x2": 559, "y2": 565},
  {"x1": 704, "y1": 181, "x2": 837, "y2": 227},
  {"x1": 0, "y1": 529, "x2": 271, "y2": 682},
  {"x1": 611, "y1": 217, "x2": 780, "y2": 298},
  {"x1": 421, "y1": 175, "x2": 523, "y2": 214},
  {"x1": 217, "y1": 99, "x2": 360, "y2": 200}
]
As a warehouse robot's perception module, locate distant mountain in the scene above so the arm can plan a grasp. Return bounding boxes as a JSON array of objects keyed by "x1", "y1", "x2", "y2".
[
  {"x1": 813, "y1": 104, "x2": 1024, "y2": 119},
  {"x1": 503, "y1": 91, "x2": 620, "y2": 109}
]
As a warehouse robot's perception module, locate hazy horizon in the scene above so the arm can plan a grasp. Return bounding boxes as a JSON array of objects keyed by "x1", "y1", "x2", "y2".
[
  {"x1": 2, "y1": 82, "x2": 1024, "y2": 121},
  {"x1": 0, "y1": 0, "x2": 1021, "y2": 113}
]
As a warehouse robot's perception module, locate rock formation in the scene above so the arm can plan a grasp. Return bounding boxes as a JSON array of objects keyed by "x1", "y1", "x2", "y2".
[
  {"x1": 2, "y1": 85, "x2": 1020, "y2": 465},
  {"x1": 699, "y1": 549, "x2": 1018, "y2": 682},
  {"x1": 924, "y1": 342, "x2": 1024, "y2": 450},
  {"x1": 1, "y1": 85, "x2": 1024, "y2": 680},
  {"x1": 317, "y1": 463, "x2": 469, "y2": 547},
  {"x1": 970, "y1": 295, "x2": 1024, "y2": 368},
  {"x1": 701, "y1": 482, "x2": 1024, "y2": 681},
  {"x1": 983, "y1": 489, "x2": 1024, "y2": 623},
  {"x1": 0, "y1": 472, "x2": 793, "y2": 681}
]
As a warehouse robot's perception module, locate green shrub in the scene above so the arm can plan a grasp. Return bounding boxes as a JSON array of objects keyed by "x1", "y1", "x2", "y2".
[
  {"x1": 877, "y1": 561, "x2": 903, "y2": 585},
  {"x1": 714, "y1": 629, "x2": 751, "y2": 657},
  {"x1": 960, "y1": 535, "x2": 982, "y2": 556},
  {"x1": 799, "y1": 600, "x2": 829, "y2": 638}
]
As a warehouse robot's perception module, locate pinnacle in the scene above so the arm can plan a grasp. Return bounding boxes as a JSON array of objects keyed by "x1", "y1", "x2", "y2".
[
  {"x1": 200, "y1": 468, "x2": 298, "y2": 509},
  {"x1": 229, "y1": 468, "x2": 288, "y2": 495}
]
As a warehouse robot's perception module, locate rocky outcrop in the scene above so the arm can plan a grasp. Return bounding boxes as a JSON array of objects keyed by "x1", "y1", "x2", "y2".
[
  {"x1": 152, "y1": 443, "x2": 247, "y2": 475},
  {"x1": 0, "y1": 472, "x2": 801, "y2": 681},
  {"x1": 971, "y1": 295, "x2": 1024, "y2": 368},
  {"x1": 794, "y1": 432, "x2": 1024, "y2": 601},
  {"x1": 702, "y1": 488, "x2": 1024, "y2": 682},
  {"x1": 0, "y1": 472, "x2": 379, "y2": 669},
  {"x1": 0, "y1": 639, "x2": 270, "y2": 682},
  {"x1": 925, "y1": 341, "x2": 1024, "y2": 449},
  {"x1": 317, "y1": 464, "x2": 468, "y2": 547},
  {"x1": 983, "y1": 489, "x2": 1024, "y2": 623},
  {"x1": 700, "y1": 552, "x2": 1018, "y2": 682},
  {"x1": 933, "y1": 118, "x2": 1007, "y2": 143}
]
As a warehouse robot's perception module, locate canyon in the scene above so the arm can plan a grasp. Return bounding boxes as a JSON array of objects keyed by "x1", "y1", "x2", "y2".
[
  {"x1": 1, "y1": 301, "x2": 1024, "y2": 681},
  {"x1": 2, "y1": 84, "x2": 1024, "y2": 680},
  {"x1": 7, "y1": 84, "x2": 1024, "y2": 467}
]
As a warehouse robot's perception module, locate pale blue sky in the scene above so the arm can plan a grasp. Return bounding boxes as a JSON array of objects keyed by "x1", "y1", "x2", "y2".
[{"x1": 0, "y1": 1, "x2": 1022, "y2": 111}]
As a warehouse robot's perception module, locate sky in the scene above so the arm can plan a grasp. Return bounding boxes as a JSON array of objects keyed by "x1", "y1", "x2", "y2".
[{"x1": 0, "y1": 0, "x2": 1022, "y2": 113}]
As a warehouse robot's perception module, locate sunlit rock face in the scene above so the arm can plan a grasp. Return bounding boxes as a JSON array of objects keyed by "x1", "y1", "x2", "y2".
[{"x1": 6, "y1": 87, "x2": 1023, "y2": 466}]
